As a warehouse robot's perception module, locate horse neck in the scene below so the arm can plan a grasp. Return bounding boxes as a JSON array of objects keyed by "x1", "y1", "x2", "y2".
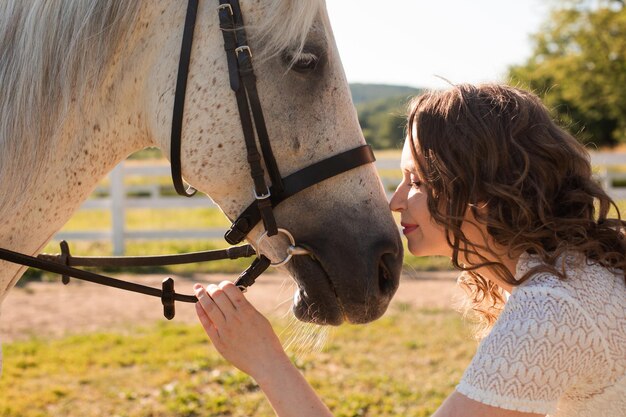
[
  {"x1": 0, "y1": 20, "x2": 155, "y2": 303},
  {"x1": 0, "y1": 110, "x2": 147, "y2": 301}
]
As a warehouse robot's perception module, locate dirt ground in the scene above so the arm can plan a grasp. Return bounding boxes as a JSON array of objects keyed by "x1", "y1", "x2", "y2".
[{"x1": 0, "y1": 271, "x2": 462, "y2": 343}]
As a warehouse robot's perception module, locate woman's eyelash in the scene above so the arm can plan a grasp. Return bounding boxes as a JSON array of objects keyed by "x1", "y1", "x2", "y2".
[{"x1": 410, "y1": 180, "x2": 422, "y2": 188}]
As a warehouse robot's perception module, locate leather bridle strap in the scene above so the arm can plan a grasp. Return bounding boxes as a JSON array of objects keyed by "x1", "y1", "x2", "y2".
[
  {"x1": 0, "y1": 244, "x2": 267, "y2": 319},
  {"x1": 0, "y1": 246, "x2": 195, "y2": 319},
  {"x1": 38, "y1": 241, "x2": 255, "y2": 269},
  {"x1": 225, "y1": 144, "x2": 376, "y2": 244},
  {"x1": 220, "y1": 0, "x2": 284, "y2": 194},
  {"x1": 172, "y1": 0, "x2": 377, "y2": 248},
  {"x1": 170, "y1": 0, "x2": 200, "y2": 197},
  {"x1": 218, "y1": 0, "x2": 280, "y2": 237}
]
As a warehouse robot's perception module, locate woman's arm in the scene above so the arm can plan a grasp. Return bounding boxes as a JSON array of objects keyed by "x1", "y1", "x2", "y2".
[
  {"x1": 194, "y1": 281, "x2": 545, "y2": 417},
  {"x1": 432, "y1": 391, "x2": 545, "y2": 417},
  {"x1": 194, "y1": 281, "x2": 333, "y2": 417}
]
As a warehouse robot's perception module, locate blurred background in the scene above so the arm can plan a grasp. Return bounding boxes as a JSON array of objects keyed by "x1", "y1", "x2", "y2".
[
  {"x1": 2, "y1": 1, "x2": 624, "y2": 416},
  {"x1": 329, "y1": 0, "x2": 626, "y2": 149}
]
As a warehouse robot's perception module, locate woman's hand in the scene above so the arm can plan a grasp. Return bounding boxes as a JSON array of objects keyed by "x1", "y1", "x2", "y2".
[
  {"x1": 193, "y1": 281, "x2": 290, "y2": 379},
  {"x1": 194, "y1": 281, "x2": 334, "y2": 417}
]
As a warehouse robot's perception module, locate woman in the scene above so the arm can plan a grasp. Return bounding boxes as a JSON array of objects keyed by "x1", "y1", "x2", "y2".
[{"x1": 193, "y1": 84, "x2": 626, "y2": 417}]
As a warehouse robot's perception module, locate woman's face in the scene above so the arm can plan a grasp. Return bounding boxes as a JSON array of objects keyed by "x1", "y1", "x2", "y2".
[{"x1": 389, "y1": 139, "x2": 452, "y2": 257}]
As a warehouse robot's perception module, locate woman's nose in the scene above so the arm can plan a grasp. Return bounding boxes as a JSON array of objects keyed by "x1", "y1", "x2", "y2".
[{"x1": 388, "y1": 183, "x2": 406, "y2": 212}]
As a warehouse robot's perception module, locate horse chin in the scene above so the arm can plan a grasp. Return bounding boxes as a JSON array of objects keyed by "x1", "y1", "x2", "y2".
[{"x1": 286, "y1": 256, "x2": 345, "y2": 326}]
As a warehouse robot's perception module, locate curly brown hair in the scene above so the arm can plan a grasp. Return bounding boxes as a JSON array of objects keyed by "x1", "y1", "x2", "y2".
[{"x1": 407, "y1": 84, "x2": 626, "y2": 335}]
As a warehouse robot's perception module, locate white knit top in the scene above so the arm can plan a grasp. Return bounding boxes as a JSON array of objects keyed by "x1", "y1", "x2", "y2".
[{"x1": 456, "y1": 252, "x2": 626, "y2": 417}]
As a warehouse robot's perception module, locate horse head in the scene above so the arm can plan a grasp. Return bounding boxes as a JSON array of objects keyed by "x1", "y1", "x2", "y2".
[
  {"x1": 0, "y1": 0, "x2": 403, "y2": 327},
  {"x1": 141, "y1": 1, "x2": 403, "y2": 324}
]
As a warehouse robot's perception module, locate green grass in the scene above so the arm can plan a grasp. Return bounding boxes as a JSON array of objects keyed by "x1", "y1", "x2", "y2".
[
  {"x1": 59, "y1": 208, "x2": 231, "y2": 232},
  {"x1": 128, "y1": 147, "x2": 164, "y2": 160},
  {"x1": 0, "y1": 306, "x2": 476, "y2": 417}
]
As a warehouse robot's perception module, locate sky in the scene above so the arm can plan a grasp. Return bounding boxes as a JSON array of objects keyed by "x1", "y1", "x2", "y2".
[{"x1": 325, "y1": 0, "x2": 550, "y2": 89}]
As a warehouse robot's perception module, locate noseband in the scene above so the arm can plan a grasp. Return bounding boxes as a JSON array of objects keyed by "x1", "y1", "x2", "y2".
[{"x1": 0, "y1": 0, "x2": 375, "y2": 319}]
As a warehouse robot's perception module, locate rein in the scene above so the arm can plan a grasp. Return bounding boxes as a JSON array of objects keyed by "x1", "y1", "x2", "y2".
[{"x1": 0, "y1": 0, "x2": 375, "y2": 319}]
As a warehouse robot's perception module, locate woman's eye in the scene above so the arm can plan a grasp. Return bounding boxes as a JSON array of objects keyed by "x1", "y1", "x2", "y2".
[{"x1": 408, "y1": 174, "x2": 422, "y2": 189}]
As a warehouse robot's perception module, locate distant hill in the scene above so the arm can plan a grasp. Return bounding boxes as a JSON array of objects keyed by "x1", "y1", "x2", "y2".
[
  {"x1": 350, "y1": 84, "x2": 425, "y2": 149},
  {"x1": 349, "y1": 83, "x2": 423, "y2": 105}
]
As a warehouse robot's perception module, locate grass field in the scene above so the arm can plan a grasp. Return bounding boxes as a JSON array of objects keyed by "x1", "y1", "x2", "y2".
[{"x1": 0, "y1": 305, "x2": 475, "y2": 417}]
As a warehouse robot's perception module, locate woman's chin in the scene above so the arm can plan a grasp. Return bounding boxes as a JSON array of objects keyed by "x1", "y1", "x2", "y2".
[
  {"x1": 406, "y1": 241, "x2": 424, "y2": 257},
  {"x1": 407, "y1": 242, "x2": 450, "y2": 259},
  {"x1": 407, "y1": 242, "x2": 437, "y2": 258}
]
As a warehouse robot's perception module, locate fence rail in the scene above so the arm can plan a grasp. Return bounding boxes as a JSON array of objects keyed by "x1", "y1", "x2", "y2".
[{"x1": 54, "y1": 153, "x2": 626, "y2": 255}]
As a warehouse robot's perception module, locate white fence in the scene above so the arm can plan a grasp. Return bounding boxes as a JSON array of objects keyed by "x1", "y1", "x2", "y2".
[{"x1": 54, "y1": 153, "x2": 626, "y2": 255}]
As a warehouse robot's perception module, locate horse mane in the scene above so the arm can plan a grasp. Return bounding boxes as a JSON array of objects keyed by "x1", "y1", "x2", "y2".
[
  {"x1": 0, "y1": 0, "x2": 324, "y2": 211},
  {"x1": 252, "y1": 0, "x2": 326, "y2": 61},
  {"x1": 0, "y1": 1, "x2": 141, "y2": 210}
]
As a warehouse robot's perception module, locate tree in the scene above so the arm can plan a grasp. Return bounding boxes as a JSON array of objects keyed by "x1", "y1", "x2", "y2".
[
  {"x1": 357, "y1": 94, "x2": 413, "y2": 149},
  {"x1": 508, "y1": 0, "x2": 626, "y2": 147}
]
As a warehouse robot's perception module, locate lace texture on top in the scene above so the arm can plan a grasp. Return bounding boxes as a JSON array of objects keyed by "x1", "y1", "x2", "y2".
[{"x1": 456, "y1": 252, "x2": 626, "y2": 417}]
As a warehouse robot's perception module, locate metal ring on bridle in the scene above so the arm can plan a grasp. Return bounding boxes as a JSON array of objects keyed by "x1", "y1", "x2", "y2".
[{"x1": 255, "y1": 228, "x2": 310, "y2": 267}]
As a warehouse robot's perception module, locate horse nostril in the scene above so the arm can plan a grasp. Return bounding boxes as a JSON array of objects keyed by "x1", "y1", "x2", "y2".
[{"x1": 378, "y1": 253, "x2": 397, "y2": 297}]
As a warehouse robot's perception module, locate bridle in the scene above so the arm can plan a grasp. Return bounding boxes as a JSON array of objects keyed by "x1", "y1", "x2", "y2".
[{"x1": 0, "y1": 0, "x2": 376, "y2": 319}]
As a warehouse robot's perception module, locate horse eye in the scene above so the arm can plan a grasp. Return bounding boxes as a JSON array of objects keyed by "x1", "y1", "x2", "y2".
[{"x1": 289, "y1": 52, "x2": 319, "y2": 73}]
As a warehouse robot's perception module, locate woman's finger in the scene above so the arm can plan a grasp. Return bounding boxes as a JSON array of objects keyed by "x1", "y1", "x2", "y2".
[
  {"x1": 220, "y1": 281, "x2": 252, "y2": 311},
  {"x1": 206, "y1": 283, "x2": 237, "y2": 318},
  {"x1": 195, "y1": 302, "x2": 220, "y2": 340},
  {"x1": 195, "y1": 303, "x2": 217, "y2": 334},
  {"x1": 194, "y1": 284, "x2": 226, "y2": 328}
]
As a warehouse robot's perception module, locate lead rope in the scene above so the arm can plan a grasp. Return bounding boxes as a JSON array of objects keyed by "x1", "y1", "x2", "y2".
[{"x1": 0, "y1": 241, "x2": 271, "y2": 320}]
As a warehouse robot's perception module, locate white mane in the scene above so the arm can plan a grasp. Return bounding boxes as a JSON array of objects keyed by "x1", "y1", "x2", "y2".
[
  {"x1": 0, "y1": 0, "x2": 324, "y2": 211},
  {"x1": 0, "y1": 1, "x2": 140, "y2": 211},
  {"x1": 252, "y1": 0, "x2": 326, "y2": 60}
]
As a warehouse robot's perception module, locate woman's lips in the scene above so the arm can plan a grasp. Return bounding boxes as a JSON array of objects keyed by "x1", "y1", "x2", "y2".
[{"x1": 401, "y1": 222, "x2": 419, "y2": 235}]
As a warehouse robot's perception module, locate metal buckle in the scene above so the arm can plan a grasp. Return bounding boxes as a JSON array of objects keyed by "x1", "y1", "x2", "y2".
[
  {"x1": 217, "y1": 3, "x2": 233, "y2": 15},
  {"x1": 235, "y1": 45, "x2": 252, "y2": 58},
  {"x1": 254, "y1": 187, "x2": 271, "y2": 200},
  {"x1": 255, "y1": 228, "x2": 310, "y2": 267}
]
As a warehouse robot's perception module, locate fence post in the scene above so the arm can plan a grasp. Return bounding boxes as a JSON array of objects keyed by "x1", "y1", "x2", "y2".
[{"x1": 111, "y1": 163, "x2": 125, "y2": 255}]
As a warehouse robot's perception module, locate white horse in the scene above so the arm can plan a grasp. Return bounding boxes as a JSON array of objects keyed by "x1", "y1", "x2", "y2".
[{"x1": 0, "y1": 0, "x2": 403, "y2": 371}]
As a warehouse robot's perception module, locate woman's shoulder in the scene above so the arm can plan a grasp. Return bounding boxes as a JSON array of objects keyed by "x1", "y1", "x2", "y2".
[
  {"x1": 460, "y1": 259, "x2": 623, "y2": 416},
  {"x1": 506, "y1": 251, "x2": 626, "y2": 372},
  {"x1": 512, "y1": 251, "x2": 625, "y2": 312}
]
